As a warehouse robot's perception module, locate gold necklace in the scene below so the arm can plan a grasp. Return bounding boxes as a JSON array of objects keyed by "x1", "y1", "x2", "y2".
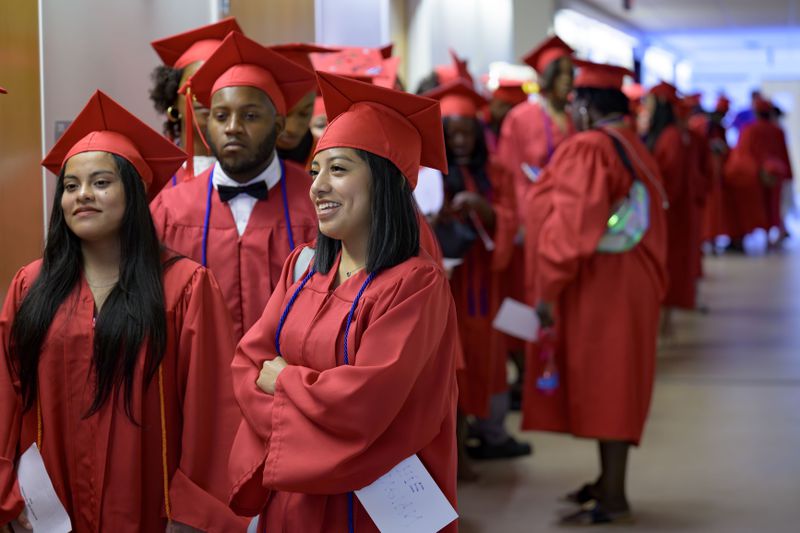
[{"x1": 344, "y1": 265, "x2": 365, "y2": 278}]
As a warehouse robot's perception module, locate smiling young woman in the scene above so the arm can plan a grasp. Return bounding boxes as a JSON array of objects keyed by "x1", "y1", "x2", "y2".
[
  {"x1": 228, "y1": 73, "x2": 460, "y2": 533},
  {"x1": 0, "y1": 91, "x2": 247, "y2": 532}
]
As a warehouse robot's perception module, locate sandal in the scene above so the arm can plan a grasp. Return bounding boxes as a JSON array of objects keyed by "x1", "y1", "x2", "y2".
[
  {"x1": 559, "y1": 500, "x2": 634, "y2": 527},
  {"x1": 562, "y1": 483, "x2": 599, "y2": 505}
]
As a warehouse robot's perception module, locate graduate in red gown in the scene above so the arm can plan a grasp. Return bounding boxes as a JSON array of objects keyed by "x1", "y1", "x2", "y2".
[
  {"x1": 0, "y1": 91, "x2": 246, "y2": 532},
  {"x1": 422, "y1": 80, "x2": 525, "y2": 468},
  {"x1": 525, "y1": 62, "x2": 668, "y2": 525},
  {"x1": 643, "y1": 82, "x2": 698, "y2": 333},
  {"x1": 737, "y1": 97, "x2": 794, "y2": 237},
  {"x1": 150, "y1": 32, "x2": 319, "y2": 341},
  {"x1": 228, "y1": 72, "x2": 459, "y2": 532},
  {"x1": 690, "y1": 96, "x2": 732, "y2": 243},
  {"x1": 149, "y1": 18, "x2": 243, "y2": 184}
]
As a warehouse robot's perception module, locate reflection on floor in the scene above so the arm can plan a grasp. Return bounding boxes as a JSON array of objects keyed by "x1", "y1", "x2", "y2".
[{"x1": 458, "y1": 247, "x2": 800, "y2": 532}]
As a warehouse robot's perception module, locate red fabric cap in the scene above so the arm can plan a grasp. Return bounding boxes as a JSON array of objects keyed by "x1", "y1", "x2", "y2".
[
  {"x1": 622, "y1": 82, "x2": 645, "y2": 101},
  {"x1": 492, "y1": 79, "x2": 528, "y2": 106},
  {"x1": 311, "y1": 48, "x2": 384, "y2": 79},
  {"x1": 185, "y1": 32, "x2": 315, "y2": 115},
  {"x1": 684, "y1": 92, "x2": 702, "y2": 107},
  {"x1": 434, "y1": 49, "x2": 473, "y2": 85},
  {"x1": 649, "y1": 81, "x2": 679, "y2": 103},
  {"x1": 674, "y1": 98, "x2": 693, "y2": 120},
  {"x1": 374, "y1": 57, "x2": 400, "y2": 89},
  {"x1": 272, "y1": 43, "x2": 339, "y2": 72},
  {"x1": 151, "y1": 18, "x2": 242, "y2": 69},
  {"x1": 573, "y1": 59, "x2": 633, "y2": 90},
  {"x1": 379, "y1": 43, "x2": 394, "y2": 59},
  {"x1": 523, "y1": 35, "x2": 574, "y2": 74},
  {"x1": 754, "y1": 97, "x2": 772, "y2": 114},
  {"x1": 423, "y1": 79, "x2": 488, "y2": 118},
  {"x1": 313, "y1": 96, "x2": 326, "y2": 118},
  {"x1": 314, "y1": 72, "x2": 447, "y2": 188},
  {"x1": 41, "y1": 91, "x2": 187, "y2": 200},
  {"x1": 715, "y1": 96, "x2": 730, "y2": 114}
]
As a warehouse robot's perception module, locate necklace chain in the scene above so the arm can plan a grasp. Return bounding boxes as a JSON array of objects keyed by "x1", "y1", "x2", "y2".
[{"x1": 344, "y1": 265, "x2": 366, "y2": 278}]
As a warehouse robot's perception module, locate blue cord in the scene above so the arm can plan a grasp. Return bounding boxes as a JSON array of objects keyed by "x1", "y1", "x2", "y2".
[
  {"x1": 278, "y1": 158, "x2": 296, "y2": 250},
  {"x1": 201, "y1": 168, "x2": 214, "y2": 266},
  {"x1": 273, "y1": 267, "x2": 378, "y2": 533}
]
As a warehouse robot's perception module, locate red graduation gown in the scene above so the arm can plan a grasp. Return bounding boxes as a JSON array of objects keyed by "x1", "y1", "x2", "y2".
[
  {"x1": 228, "y1": 249, "x2": 459, "y2": 532},
  {"x1": 523, "y1": 127, "x2": 667, "y2": 444},
  {"x1": 0, "y1": 259, "x2": 247, "y2": 532},
  {"x1": 447, "y1": 162, "x2": 517, "y2": 417},
  {"x1": 689, "y1": 115, "x2": 730, "y2": 240},
  {"x1": 150, "y1": 161, "x2": 318, "y2": 341},
  {"x1": 737, "y1": 118, "x2": 793, "y2": 231},
  {"x1": 654, "y1": 124, "x2": 699, "y2": 309},
  {"x1": 496, "y1": 102, "x2": 574, "y2": 353}
]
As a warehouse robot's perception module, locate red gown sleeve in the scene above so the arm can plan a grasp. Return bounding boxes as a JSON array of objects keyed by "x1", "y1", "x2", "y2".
[
  {"x1": 537, "y1": 140, "x2": 613, "y2": 302},
  {"x1": 489, "y1": 162, "x2": 518, "y2": 272},
  {"x1": 654, "y1": 127, "x2": 687, "y2": 203},
  {"x1": 0, "y1": 268, "x2": 31, "y2": 525},
  {"x1": 167, "y1": 267, "x2": 248, "y2": 532},
  {"x1": 265, "y1": 265, "x2": 454, "y2": 493},
  {"x1": 149, "y1": 191, "x2": 168, "y2": 242}
]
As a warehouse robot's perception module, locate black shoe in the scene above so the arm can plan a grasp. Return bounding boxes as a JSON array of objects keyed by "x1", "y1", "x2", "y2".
[
  {"x1": 466, "y1": 437, "x2": 532, "y2": 460},
  {"x1": 510, "y1": 386, "x2": 522, "y2": 411},
  {"x1": 559, "y1": 500, "x2": 634, "y2": 526},
  {"x1": 562, "y1": 483, "x2": 599, "y2": 505}
]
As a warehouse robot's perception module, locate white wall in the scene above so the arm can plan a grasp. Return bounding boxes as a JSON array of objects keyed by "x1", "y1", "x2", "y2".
[
  {"x1": 40, "y1": 0, "x2": 215, "y2": 212},
  {"x1": 406, "y1": 0, "x2": 513, "y2": 93},
  {"x1": 314, "y1": 0, "x2": 390, "y2": 47}
]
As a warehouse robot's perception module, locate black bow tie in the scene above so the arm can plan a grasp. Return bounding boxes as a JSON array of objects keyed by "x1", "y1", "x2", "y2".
[{"x1": 217, "y1": 181, "x2": 269, "y2": 202}]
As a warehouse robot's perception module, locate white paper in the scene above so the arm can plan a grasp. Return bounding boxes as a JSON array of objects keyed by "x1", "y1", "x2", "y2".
[
  {"x1": 413, "y1": 167, "x2": 445, "y2": 216},
  {"x1": 441, "y1": 258, "x2": 463, "y2": 271},
  {"x1": 520, "y1": 162, "x2": 541, "y2": 183},
  {"x1": 492, "y1": 298, "x2": 540, "y2": 342},
  {"x1": 355, "y1": 454, "x2": 457, "y2": 533},
  {"x1": 13, "y1": 443, "x2": 71, "y2": 533}
]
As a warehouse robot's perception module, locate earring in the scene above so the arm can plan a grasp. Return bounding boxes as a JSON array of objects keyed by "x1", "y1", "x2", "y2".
[{"x1": 167, "y1": 105, "x2": 182, "y2": 123}]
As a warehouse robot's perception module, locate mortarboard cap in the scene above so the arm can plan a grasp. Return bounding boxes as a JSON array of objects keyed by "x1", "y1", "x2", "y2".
[
  {"x1": 715, "y1": 96, "x2": 730, "y2": 114},
  {"x1": 492, "y1": 79, "x2": 528, "y2": 106},
  {"x1": 185, "y1": 31, "x2": 316, "y2": 115},
  {"x1": 435, "y1": 49, "x2": 473, "y2": 85},
  {"x1": 754, "y1": 96, "x2": 772, "y2": 114},
  {"x1": 151, "y1": 18, "x2": 242, "y2": 69},
  {"x1": 649, "y1": 81, "x2": 679, "y2": 103},
  {"x1": 41, "y1": 91, "x2": 186, "y2": 201},
  {"x1": 272, "y1": 42, "x2": 339, "y2": 73},
  {"x1": 314, "y1": 72, "x2": 447, "y2": 188},
  {"x1": 423, "y1": 79, "x2": 488, "y2": 118},
  {"x1": 523, "y1": 35, "x2": 574, "y2": 75},
  {"x1": 573, "y1": 59, "x2": 633, "y2": 91}
]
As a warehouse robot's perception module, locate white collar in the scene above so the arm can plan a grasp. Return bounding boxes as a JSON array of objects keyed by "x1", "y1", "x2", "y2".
[{"x1": 212, "y1": 151, "x2": 282, "y2": 190}]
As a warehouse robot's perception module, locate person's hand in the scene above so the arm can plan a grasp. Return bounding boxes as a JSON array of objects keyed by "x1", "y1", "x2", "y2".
[
  {"x1": 257, "y1": 357, "x2": 288, "y2": 395},
  {"x1": 536, "y1": 301, "x2": 556, "y2": 329},
  {"x1": 1, "y1": 510, "x2": 32, "y2": 532},
  {"x1": 451, "y1": 192, "x2": 495, "y2": 228},
  {"x1": 166, "y1": 520, "x2": 204, "y2": 532}
]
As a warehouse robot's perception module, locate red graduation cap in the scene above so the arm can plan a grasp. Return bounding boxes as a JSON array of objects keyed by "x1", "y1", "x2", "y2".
[
  {"x1": 311, "y1": 47, "x2": 384, "y2": 80},
  {"x1": 151, "y1": 18, "x2": 242, "y2": 69},
  {"x1": 374, "y1": 56, "x2": 401, "y2": 89},
  {"x1": 41, "y1": 91, "x2": 187, "y2": 201},
  {"x1": 492, "y1": 79, "x2": 528, "y2": 106},
  {"x1": 423, "y1": 78, "x2": 488, "y2": 118},
  {"x1": 379, "y1": 43, "x2": 394, "y2": 59},
  {"x1": 649, "y1": 81, "x2": 678, "y2": 103},
  {"x1": 684, "y1": 92, "x2": 702, "y2": 107},
  {"x1": 314, "y1": 72, "x2": 447, "y2": 188},
  {"x1": 523, "y1": 35, "x2": 574, "y2": 75},
  {"x1": 184, "y1": 31, "x2": 315, "y2": 115},
  {"x1": 435, "y1": 49, "x2": 474, "y2": 85},
  {"x1": 272, "y1": 42, "x2": 340, "y2": 73},
  {"x1": 715, "y1": 95, "x2": 730, "y2": 114},
  {"x1": 573, "y1": 59, "x2": 633, "y2": 90}
]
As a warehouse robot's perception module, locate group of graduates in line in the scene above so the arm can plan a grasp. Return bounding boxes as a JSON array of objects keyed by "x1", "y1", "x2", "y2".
[{"x1": 0, "y1": 14, "x2": 793, "y2": 532}]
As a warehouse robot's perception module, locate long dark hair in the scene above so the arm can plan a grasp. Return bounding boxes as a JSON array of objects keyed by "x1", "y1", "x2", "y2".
[
  {"x1": 314, "y1": 150, "x2": 420, "y2": 275},
  {"x1": 574, "y1": 87, "x2": 630, "y2": 118},
  {"x1": 443, "y1": 116, "x2": 491, "y2": 196},
  {"x1": 10, "y1": 154, "x2": 169, "y2": 421},
  {"x1": 645, "y1": 98, "x2": 676, "y2": 151}
]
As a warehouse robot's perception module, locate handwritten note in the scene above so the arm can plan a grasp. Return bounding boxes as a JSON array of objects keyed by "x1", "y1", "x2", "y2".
[
  {"x1": 355, "y1": 454, "x2": 457, "y2": 533},
  {"x1": 13, "y1": 443, "x2": 71, "y2": 533},
  {"x1": 492, "y1": 298, "x2": 540, "y2": 342}
]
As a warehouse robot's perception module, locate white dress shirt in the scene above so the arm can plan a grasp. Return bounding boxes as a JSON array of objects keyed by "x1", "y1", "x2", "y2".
[{"x1": 212, "y1": 152, "x2": 281, "y2": 236}]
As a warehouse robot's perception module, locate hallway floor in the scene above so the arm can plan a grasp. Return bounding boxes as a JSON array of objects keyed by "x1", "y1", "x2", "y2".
[{"x1": 458, "y1": 246, "x2": 800, "y2": 532}]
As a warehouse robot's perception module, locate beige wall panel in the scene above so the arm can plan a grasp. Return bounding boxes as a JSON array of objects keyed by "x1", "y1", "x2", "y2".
[
  {"x1": 0, "y1": 1, "x2": 43, "y2": 299},
  {"x1": 229, "y1": 0, "x2": 316, "y2": 44}
]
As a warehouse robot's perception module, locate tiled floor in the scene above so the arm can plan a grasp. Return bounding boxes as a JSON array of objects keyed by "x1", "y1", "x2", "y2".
[{"x1": 457, "y1": 246, "x2": 800, "y2": 532}]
